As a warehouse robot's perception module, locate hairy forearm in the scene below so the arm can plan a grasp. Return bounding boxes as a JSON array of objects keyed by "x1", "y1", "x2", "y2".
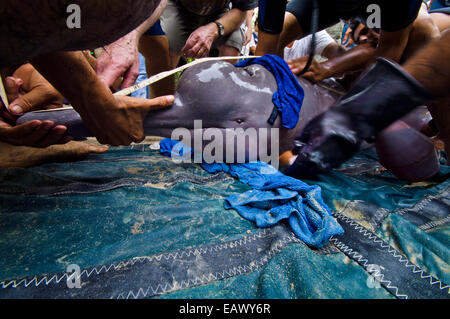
[
  {"x1": 31, "y1": 51, "x2": 114, "y2": 117},
  {"x1": 216, "y1": 8, "x2": 248, "y2": 36},
  {"x1": 0, "y1": 0, "x2": 161, "y2": 67}
]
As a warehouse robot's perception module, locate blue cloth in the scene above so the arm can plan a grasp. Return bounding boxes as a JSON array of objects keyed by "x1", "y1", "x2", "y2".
[
  {"x1": 341, "y1": 24, "x2": 357, "y2": 49},
  {"x1": 235, "y1": 55, "x2": 305, "y2": 130},
  {"x1": 159, "y1": 138, "x2": 344, "y2": 248}
]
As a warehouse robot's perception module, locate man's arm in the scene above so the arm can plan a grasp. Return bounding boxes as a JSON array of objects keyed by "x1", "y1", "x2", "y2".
[
  {"x1": 31, "y1": 51, "x2": 174, "y2": 146},
  {"x1": 181, "y1": 8, "x2": 249, "y2": 58},
  {"x1": 288, "y1": 43, "x2": 375, "y2": 83}
]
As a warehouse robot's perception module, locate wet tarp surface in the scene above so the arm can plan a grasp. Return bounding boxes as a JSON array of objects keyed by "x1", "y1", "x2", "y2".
[{"x1": 0, "y1": 144, "x2": 448, "y2": 299}]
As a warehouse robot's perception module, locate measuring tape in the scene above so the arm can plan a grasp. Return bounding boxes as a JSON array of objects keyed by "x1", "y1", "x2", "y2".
[
  {"x1": 31, "y1": 55, "x2": 259, "y2": 113},
  {"x1": 115, "y1": 55, "x2": 259, "y2": 96},
  {"x1": 21, "y1": 54, "x2": 345, "y2": 114}
]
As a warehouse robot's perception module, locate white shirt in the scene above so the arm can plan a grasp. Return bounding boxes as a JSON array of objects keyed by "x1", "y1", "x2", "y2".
[{"x1": 284, "y1": 30, "x2": 335, "y2": 61}]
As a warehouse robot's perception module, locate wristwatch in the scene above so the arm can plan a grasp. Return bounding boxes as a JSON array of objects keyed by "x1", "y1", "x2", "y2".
[{"x1": 214, "y1": 21, "x2": 225, "y2": 38}]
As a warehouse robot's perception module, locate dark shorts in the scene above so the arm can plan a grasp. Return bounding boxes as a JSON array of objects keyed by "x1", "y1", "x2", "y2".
[
  {"x1": 286, "y1": 0, "x2": 423, "y2": 35},
  {"x1": 143, "y1": 20, "x2": 166, "y2": 36}
]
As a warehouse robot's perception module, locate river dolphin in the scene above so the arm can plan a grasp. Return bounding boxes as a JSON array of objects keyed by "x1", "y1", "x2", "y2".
[{"x1": 17, "y1": 61, "x2": 342, "y2": 163}]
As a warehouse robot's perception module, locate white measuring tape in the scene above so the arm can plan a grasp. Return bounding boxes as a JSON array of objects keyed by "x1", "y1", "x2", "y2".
[
  {"x1": 115, "y1": 55, "x2": 259, "y2": 96},
  {"x1": 14, "y1": 54, "x2": 345, "y2": 114},
  {"x1": 31, "y1": 55, "x2": 259, "y2": 113}
]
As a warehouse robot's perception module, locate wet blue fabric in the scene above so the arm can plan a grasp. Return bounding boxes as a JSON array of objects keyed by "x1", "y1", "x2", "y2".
[
  {"x1": 235, "y1": 55, "x2": 305, "y2": 129},
  {"x1": 159, "y1": 138, "x2": 344, "y2": 248}
]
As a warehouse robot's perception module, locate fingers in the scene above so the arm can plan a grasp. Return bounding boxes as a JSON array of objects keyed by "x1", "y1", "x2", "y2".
[
  {"x1": 287, "y1": 58, "x2": 307, "y2": 75},
  {"x1": 82, "y1": 50, "x2": 98, "y2": 70},
  {"x1": 8, "y1": 85, "x2": 58, "y2": 116},
  {"x1": 15, "y1": 121, "x2": 67, "y2": 147},
  {"x1": 4, "y1": 77, "x2": 22, "y2": 108},
  {"x1": 120, "y1": 55, "x2": 140, "y2": 89},
  {"x1": 181, "y1": 34, "x2": 210, "y2": 59},
  {"x1": 0, "y1": 120, "x2": 41, "y2": 138},
  {"x1": 131, "y1": 95, "x2": 175, "y2": 117},
  {"x1": 0, "y1": 119, "x2": 70, "y2": 148},
  {"x1": 181, "y1": 42, "x2": 201, "y2": 58},
  {"x1": 93, "y1": 95, "x2": 175, "y2": 146},
  {"x1": 33, "y1": 125, "x2": 69, "y2": 148},
  {"x1": 0, "y1": 108, "x2": 17, "y2": 124}
]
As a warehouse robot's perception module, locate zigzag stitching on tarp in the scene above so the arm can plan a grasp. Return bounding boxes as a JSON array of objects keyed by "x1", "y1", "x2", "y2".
[
  {"x1": 329, "y1": 237, "x2": 408, "y2": 299},
  {"x1": 419, "y1": 215, "x2": 450, "y2": 231},
  {"x1": 0, "y1": 273, "x2": 70, "y2": 289},
  {"x1": 394, "y1": 188, "x2": 450, "y2": 217},
  {"x1": 332, "y1": 212, "x2": 450, "y2": 295},
  {"x1": 0, "y1": 228, "x2": 280, "y2": 289},
  {"x1": 116, "y1": 235, "x2": 301, "y2": 299}
]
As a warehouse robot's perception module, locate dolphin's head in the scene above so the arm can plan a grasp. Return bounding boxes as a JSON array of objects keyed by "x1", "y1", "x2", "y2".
[
  {"x1": 144, "y1": 60, "x2": 283, "y2": 163},
  {"x1": 147, "y1": 60, "x2": 280, "y2": 131}
]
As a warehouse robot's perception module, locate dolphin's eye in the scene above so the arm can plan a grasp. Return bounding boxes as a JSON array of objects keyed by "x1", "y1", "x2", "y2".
[
  {"x1": 236, "y1": 118, "x2": 245, "y2": 124},
  {"x1": 245, "y1": 68, "x2": 255, "y2": 77}
]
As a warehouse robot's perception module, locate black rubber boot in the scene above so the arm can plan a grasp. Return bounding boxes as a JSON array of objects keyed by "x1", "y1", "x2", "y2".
[{"x1": 284, "y1": 57, "x2": 433, "y2": 178}]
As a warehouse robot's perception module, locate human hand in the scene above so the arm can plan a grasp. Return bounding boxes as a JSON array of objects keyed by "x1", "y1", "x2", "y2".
[
  {"x1": 96, "y1": 30, "x2": 141, "y2": 90},
  {"x1": 181, "y1": 23, "x2": 218, "y2": 59},
  {"x1": 0, "y1": 66, "x2": 70, "y2": 148},
  {"x1": 78, "y1": 94, "x2": 174, "y2": 146},
  {"x1": 287, "y1": 57, "x2": 329, "y2": 83},
  {"x1": 6, "y1": 64, "x2": 63, "y2": 116},
  {"x1": 0, "y1": 114, "x2": 71, "y2": 148},
  {"x1": 0, "y1": 106, "x2": 70, "y2": 147}
]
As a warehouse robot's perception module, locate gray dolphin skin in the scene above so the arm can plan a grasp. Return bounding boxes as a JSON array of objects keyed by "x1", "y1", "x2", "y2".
[{"x1": 17, "y1": 61, "x2": 340, "y2": 162}]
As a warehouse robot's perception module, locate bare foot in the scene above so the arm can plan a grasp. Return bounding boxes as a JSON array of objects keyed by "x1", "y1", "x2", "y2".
[{"x1": 0, "y1": 140, "x2": 109, "y2": 168}]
